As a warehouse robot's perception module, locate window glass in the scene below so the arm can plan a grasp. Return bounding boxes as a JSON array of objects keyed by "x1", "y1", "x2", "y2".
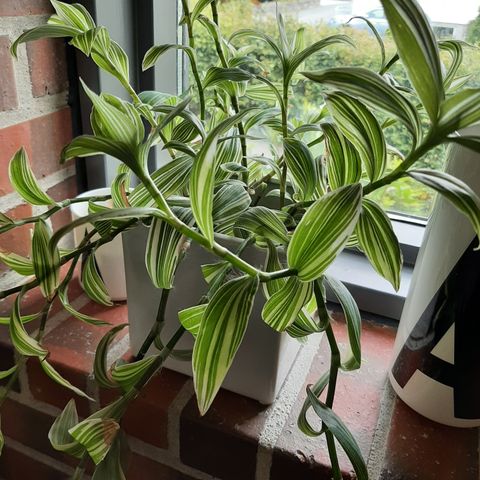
[{"x1": 190, "y1": 0, "x2": 480, "y2": 219}]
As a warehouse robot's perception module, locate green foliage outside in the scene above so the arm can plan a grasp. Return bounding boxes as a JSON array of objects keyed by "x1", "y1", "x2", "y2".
[{"x1": 190, "y1": 0, "x2": 480, "y2": 218}]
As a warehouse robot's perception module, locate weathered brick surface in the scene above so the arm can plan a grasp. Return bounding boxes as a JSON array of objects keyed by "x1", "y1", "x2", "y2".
[
  {"x1": 180, "y1": 388, "x2": 268, "y2": 480},
  {"x1": 271, "y1": 311, "x2": 397, "y2": 480},
  {"x1": 27, "y1": 38, "x2": 68, "y2": 97},
  {"x1": 0, "y1": 0, "x2": 53, "y2": 16},
  {"x1": 380, "y1": 398, "x2": 479, "y2": 480},
  {"x1": 127, "y1": 453, "x2": 197, "y2": 480},
  {"x1": 0, "y1": 204, "x2": 33, "y2": 261},
  {"x1": 0, "y1": 37, "x2": 18, "y2": 111}
]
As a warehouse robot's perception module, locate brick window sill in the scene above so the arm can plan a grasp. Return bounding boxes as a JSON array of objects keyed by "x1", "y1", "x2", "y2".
[{"x1": 0, "y1": 276, "x2": 478, "y2": 480}]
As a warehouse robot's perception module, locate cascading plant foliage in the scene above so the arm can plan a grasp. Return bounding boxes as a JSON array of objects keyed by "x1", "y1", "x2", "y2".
[{"x1": 1, "y1": 0, "x2": 480, "y2": 477}]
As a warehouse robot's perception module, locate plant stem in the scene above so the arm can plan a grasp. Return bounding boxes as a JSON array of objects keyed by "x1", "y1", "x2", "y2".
[
  {"x1": 210, "y1": 0, "x2": 249, "y2": 184},
  {"x1": 135, "y1": 288, "x2": 171, "y2": 360},
  {"x1": 181, "y1": 0, "x2": 206, "y2": 121}
]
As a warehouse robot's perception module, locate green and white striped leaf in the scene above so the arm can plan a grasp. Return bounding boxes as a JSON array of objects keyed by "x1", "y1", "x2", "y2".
[
  {"x1": 212, "y1": 184, "x2": 251, "y2": 233},
  {"x1": 81, "y1": 253, "x2": 113, "y2": 306},
  {"x1": 234, "y1": 206, "x2": 289, "y2": 245},
  {"x1": 94, "y1": 324, "x2": 128, "y2": 388},
  {"x1": 0, "y1": 366, "x2": 17, "y2": 380},
  {"x1": 445, "y1": 135, "x2": 480, "y2": 153},
  {"x1": 130, "y1": 155, "x2": 193, "y2": 207},
  {"x1": 203, "y1": 67, "x2": 253, "y2": 91},
  {"x1": 111, "y1": 355, "x2": 158, "y2": 392},
  {"x1": 193, "y1": 275, "x2": 259, "y2": 415},
  {"x1": 201, "y1": 261, "x2": 229, "y2": 285},
  {"x1": 437, "y1": 89, "x2": 480, "y2": 137},
  {"x1": 0, "y1": 212, "x2": 13, "y2": 226},
  {"x1": 51, "y1": 0, "x2": 95, "y2": 31},
  {"x1": 41, "y1": 359, "x2": 93, "y2": 400},
  {"x1": 303, "y1": 67, "x2": 421, "y2": 145},
  {"x1": 262, "y1": 277, "x2": 313, "y2": 332},
  {"x1": 288, "y1": 184, "x2": 362, "y2": 281},
  {"x1": 286, "y1": 34, "x2": 353, "y2": 85},
  {"x1": 190, "y1": 0, "x2": 214, "y2": 22},
  {"x1": 9, "y1": 295, "x2": 47, "y2": 358},
  {"x1": 306, "y1": 387, "x2": 368, "y2": 480},
  {"x1": 62, "y1": 135, "x2": 137, "y2": 173},
  {"x1": 190, "y1": 110, "x2": 253, "y2": 246},
  {"x1": 11, "y1": 24, "x2": 81, "y2": 58},
  {"x1": 0, "y1": 252, "x2": 34, "y2": 276},
  {"x1": 380, "y1": 0, "x2": 443, "y2": 122},
  {"x1": 8, "y1": 148, "x2": 55, "y2": 206},
  {"x1": 32, "y1": 220, "x2": 60, "y2": 300},
  {"x1": 91, "y1": 434, "x2": 126, "y2": 480},
  {"x1": 145, "y1": 207, "x2": 193, "y2": 289},
  {"x1": 58, "y1": 284, "x2": 110, "y2": 326},
  {"x1": 179, "y1": 305, "x2": 206, "y2": 338},
  {"x1": 143, "y1": 44, "x2": 195, "y2": 71},
  {"x1": 356, "y1": 199, "x2": 402, "y2": 290},
  {"x1": 322, "y1": 122, "x2": 362, "y2": 189},
  {"x1": 324, "y1": 276, "x2": 361, "y2": 371},
  {"x1": 49, "y1": 399, "x2": 85, "y2": 457},
  {"x1": 69, "y1": 418, "x2": 120, "y2": 465},
  {"x1": 326, "y1": 92, "x2": 386, "y2": 182},
  {"x1": 111, "y1": 165, "x2": 131, "y2": 208},
  {"x1": 283, "y1": 138, "x2": 318, "y2": 201},
  {"x1": 0, "y1": 313, "x2": 38, "y2": 326},
  {"x1": 408, "y1": 169, "x2": 480, "y2": 244},
  {"x1": 440, "y1": 40, "x2": 467, "y2": 89}
]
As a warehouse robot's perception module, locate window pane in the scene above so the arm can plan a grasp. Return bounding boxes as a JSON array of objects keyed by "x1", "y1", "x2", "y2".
[{"x1": 190, "y1": 0, "x2": 480, "y2": 219}]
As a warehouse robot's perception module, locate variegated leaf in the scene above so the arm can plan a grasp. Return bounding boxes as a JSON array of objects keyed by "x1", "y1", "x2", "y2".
[
  {"x1": 306, "y1": 387, "x2": 368, "y2": 480},
  {"x1": 234, "y1": 206, "x2": 289, "y2": 245},
  {"x1": 212, "y1": 184, "x2": 251, "y2": 233},
  {"x1": 193, "y1": 275, "x2": 259, "y2": 415},
  {"x1": 326, "y1": 92, "x2": 386, "y2": 182},
  {"x1": 178, "y1": 305, "x2": 206, "y2": 338},
  {"x1": 69, "y1": 418, "x2": 120, "y2": 465},
  {"x1": 111, "y1": 355, "x2": 158, "y2": 392},
  {"x1": 41, "y1": 359, "x2": 93, "y2": 399},
  {"x1": 203, "y1": 67, "x2": 252, "y2": 89},
  {"x1": 51, "y1": 0, "x2": 95, "y2": 31},
  {"x1": 32, "y1": 220, "x2": 60, "y2": 300},
  {"x1": 49, "y1": 399, "x2": 85, "y2": 458},
  {"x1": 356, "y1": 199, "x2": 402, "y2": 290},
  {"x1": 288, "y1": 184, "x2": 362, "y2": 281},
  {"x1": 322, "y1": 122, "x2": 362, "y2": 189},
  {"x1": 8, "y1": 148, "x2": 55, "y2": 206},
  {"x1": 81, "y1": 253, "x2": 113, "y2": 306},
  {"x1": 408, "y1": 169, "x2": 480, "y2": 244},
  {"x1": 91, "y1": 434, "x2": 126, "y2": 480},
  {"x1": 9, "y1": 295, "x2": 47, "y2": 358},
  {"x1": 303, "y1": 67, "x2": 421, "y2": 145},
  {"x1": 437, "y1": 89, "x2": 480, "y2": 137},
  {"x1": 190, "y1": 110, "x2": 253, "y2": 246},
  {"x1": 262, "y1": 277, "x2": 313, "y2": 332},
  {"x1": 283, "y1": 138, "x2": 318, "y2": 201},
  {"x1": 324, "y1": 276, "x2": 361, "y2": 371},
  {"x1": 380, "y1": 0, "x2": 443, "y2": 122},
  {"x1": 143, "y1": 44, "x2": 195, "y2": 71},
  {"x1": 145, "y1": 207, "x2": 193, "y2": 289},
  {"x1": 0, "y1": 252, "x2": 34, "y2": 276},
  {"x1": 94, "y1": 324, "x2": 128, "y2": 388}
]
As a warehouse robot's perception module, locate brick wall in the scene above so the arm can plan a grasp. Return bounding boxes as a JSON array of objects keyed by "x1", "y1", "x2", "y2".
[{"x1": 0, "y1": 1, "x2": 77, "y2": 284}]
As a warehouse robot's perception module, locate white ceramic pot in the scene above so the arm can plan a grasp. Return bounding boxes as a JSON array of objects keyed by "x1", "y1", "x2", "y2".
[
  {"x1": 122, "y1": 226, "x2": 303, "y2": 404},
  {"x1": 70, "y1": 188, "x2": 127, "y2": 301},
  {"x1": 389, "y1": 131, "x2": 480, "y2": 427}
]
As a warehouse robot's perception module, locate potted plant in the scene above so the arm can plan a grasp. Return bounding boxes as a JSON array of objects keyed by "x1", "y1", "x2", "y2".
[{"x1": 2, "y1": 0, "x2": 480, "y2": 478}]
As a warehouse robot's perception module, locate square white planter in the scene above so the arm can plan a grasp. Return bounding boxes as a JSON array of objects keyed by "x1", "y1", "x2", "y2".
[{"x1": 122, "y1": 226, "x2": 302, "y2": 404}]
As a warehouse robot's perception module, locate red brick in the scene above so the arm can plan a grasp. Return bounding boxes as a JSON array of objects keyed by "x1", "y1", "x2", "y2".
[
  {"x1": 47, "y1": 177, "x2": 77, "y2": 231},
  {"x1": 27, "y1": 302, "x2": 128, "y2": 414},
  {"x1": 121, "y1": 368, "x2": 189, "y2": 449},
  {"x1": 380, "y1": 398, "x2": 479, "y2": 480},
  {"x1": 0, "y1": 0, "x2": 53, "y2": 16},
  {"x1": 1, "y1": 398, "x2": 77, "y2": 468},
  {"x1": 0, "y1": 204, "x2": 33, "y2": 268},
  {"x1": 271, "y1": 311, "x2": 396, "y2": 480},
  {"x1": 0, "y1": 37, "x2": 18, "y2": 111},
  {"x1": 180, "y1": 388, "x2": 268, "y2": 480},
  {"x1": 27, "y1": 38, "x2": 68, "y2": 97},
  {"x1": 127, "y1": 452, "x2": 197, "y2": 480},
  {"x1": 0, "y1": 445, "x2": 70, "y2": 480},
  {"x1": 0, "y1": 108, "x2": 72, "y2": 192}
]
